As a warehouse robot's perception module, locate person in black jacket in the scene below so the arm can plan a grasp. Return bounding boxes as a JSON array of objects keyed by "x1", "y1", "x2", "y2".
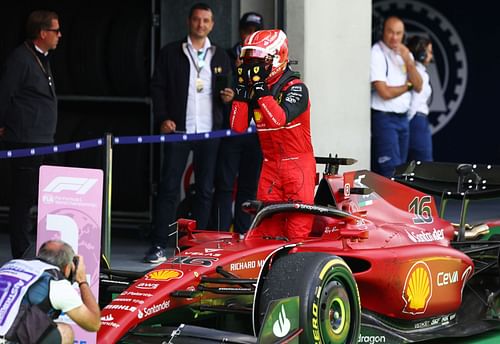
[
  {"x1": 145, "y1": 3, "x2": 232, "y2": 263},
  {"x1": 0, "y1": 10, "x2": 61, "y2": 259}
]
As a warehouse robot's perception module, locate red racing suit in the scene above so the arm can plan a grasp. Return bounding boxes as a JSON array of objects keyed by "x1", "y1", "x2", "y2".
[{"x1": 230, "y1": 68, "x2": 316, "y2": 239}]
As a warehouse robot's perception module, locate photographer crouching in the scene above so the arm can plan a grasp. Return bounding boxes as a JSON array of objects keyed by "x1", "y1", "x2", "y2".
[{"x1": 0, "y1": 240, "x2": 100, "y2": 344}]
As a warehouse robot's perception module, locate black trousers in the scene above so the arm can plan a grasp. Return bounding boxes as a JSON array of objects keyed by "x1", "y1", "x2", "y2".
[
  {"x1": 153, "y1": 139, "x2": 220, "y2": 247},
  {"x1": 4, "y1": 142, "x2": 45, "y2": 258},
  {"x1": 211, "y1": 133, "x2": 262, "y2": 233}
]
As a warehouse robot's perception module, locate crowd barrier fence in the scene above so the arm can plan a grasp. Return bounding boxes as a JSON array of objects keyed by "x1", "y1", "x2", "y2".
[{"x1": 0, "y1": 128, "x2": 255, "y2": 262}]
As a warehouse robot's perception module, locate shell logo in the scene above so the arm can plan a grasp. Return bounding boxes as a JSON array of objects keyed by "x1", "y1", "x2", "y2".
[
  {"x1": 145, "y1": 269, "x2": 183, "y2": 281},
  {"x1": 402, "y1": 261, "x2": 432, "y2": 315},
  {"x1": 254, "y1": 109, "x2": 262, "y2": 123}
]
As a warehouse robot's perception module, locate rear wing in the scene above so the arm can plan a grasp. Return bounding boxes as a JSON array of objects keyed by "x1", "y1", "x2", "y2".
[
  {"x1": 393, "y1": 161, "x2": 500, "y2": 200},
  {"x1": 394, "y1": 161, "x2": 500, "y2": 241}
]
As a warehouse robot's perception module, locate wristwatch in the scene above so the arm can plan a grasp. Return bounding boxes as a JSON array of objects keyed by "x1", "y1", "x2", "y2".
[{"x1": 407, "y1": 82, "x2": 414, "y2": 91}]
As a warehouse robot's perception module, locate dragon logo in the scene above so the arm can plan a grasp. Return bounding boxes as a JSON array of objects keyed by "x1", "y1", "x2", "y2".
[
  {"x1": 402, "y1": 261, "x2": 433, "y2": 314},
  {"x1": 272, "y1": 305, "x2": 291, "y2": 338},
  {"x1": 373, "y1": 0, "x2": 467, "y2": 134}
]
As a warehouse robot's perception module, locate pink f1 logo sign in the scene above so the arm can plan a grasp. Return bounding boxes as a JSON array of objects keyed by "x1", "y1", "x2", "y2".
[{"x1": 37, "y1": 165, "x2": 103, "y2": 344}]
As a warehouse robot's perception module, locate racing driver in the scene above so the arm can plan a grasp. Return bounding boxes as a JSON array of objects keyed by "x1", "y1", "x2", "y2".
[{"x1": 230, "y1": 29, "x2": 316, "y2": 240}]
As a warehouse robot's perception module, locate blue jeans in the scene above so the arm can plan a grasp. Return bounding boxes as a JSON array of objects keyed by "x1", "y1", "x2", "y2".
[
  {"x1": 371, "y1": 110, "x2": 409, "y2": 177},
  {"x1": 211, "y1": 134, "x2": 262, "y2": 233},
  {"x1": 408, "y1": 113, "x2": 433, "y2": 162},
  {"x1": 153, "y1": 139, "x2": 219, "y2": 247}
]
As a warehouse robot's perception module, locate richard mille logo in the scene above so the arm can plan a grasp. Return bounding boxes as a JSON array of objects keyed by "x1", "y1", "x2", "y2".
[{"x1": 373, "y1": 0, "x2": 467, "y2": 134}]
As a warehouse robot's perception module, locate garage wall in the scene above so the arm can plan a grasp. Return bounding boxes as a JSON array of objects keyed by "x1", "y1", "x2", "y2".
[{"x1": 286, "y1": 0, "x2": 372, "y2": 169}]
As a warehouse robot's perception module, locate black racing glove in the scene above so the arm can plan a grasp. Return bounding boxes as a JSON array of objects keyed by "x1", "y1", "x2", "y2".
[
  {"x1": 234, "y1": 66, "x2": 250, "y2": 102},
  {"x1": 248, "y1": 63, "x2": 270, "y2": 85},
  {"x1": 248, "y1": 63, "x2": 271, "y2": 99},
  {"x1": 252, "y1": 81, "x2": 271, "y2": 99},
  {"x1": 234, "y1": 84, "x2": 249, "y2": 102}
]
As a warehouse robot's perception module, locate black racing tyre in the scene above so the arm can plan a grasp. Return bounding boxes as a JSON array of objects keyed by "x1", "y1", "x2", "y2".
[{"x1": 258, "y1": 252, "x2": 361, "y2": 344}]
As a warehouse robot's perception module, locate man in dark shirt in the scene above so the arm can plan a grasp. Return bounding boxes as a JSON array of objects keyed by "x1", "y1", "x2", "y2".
[{"x1": 0, "y1": 10, "x2": 61, "y2": 258}]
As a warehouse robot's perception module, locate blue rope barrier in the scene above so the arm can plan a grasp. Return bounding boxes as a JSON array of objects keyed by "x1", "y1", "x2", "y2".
[{"x1": 0, "y1": 128, "x2": 255, "y2": 159}]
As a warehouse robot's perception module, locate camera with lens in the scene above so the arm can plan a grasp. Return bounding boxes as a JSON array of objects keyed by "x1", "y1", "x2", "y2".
[{"x1": 68, "y1": 256, "x2": 79, "y2": 284}]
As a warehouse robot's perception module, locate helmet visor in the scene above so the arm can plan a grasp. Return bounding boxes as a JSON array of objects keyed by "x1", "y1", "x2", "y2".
[{"x1": 240, "y1": 47, "x2": 273, "y2": 62}]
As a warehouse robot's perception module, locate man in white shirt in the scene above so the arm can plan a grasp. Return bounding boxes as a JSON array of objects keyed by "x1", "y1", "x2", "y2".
[
  {"x1": 370, "y1": 16, "x2": 422, "y2": 177},
  {"x1": 147, "y1": 3, "x2": 232, "y2": 263}
]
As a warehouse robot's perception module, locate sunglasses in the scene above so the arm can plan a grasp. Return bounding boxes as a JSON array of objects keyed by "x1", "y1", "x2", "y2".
[{"x1": 44, "y1": 28, "x2": 61, "y2": 34}]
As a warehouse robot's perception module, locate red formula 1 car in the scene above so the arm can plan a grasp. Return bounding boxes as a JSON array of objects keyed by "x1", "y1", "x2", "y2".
[{"x1": 98, "y1": 157, "x2": 500, "y2": 343}]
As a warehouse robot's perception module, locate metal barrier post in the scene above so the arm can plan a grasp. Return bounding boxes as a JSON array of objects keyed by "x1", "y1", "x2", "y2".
[{"x1": 103, "y1": 133, "x2": 113, "y2": 264}]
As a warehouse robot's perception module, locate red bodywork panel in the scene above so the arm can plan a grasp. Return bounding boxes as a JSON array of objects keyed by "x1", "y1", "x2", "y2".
[{"x1": 98, "y1": 170, "x2": 474, "y2": 343}]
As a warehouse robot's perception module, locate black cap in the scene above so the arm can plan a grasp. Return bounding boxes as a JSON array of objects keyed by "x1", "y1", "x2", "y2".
[{"x1": 239, "y1": 12, "x2": 263, "y2": 30}]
